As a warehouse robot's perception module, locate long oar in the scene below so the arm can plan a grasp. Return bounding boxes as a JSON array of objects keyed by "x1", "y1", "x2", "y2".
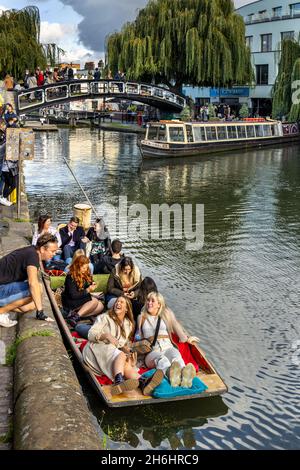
[{"x1": 62, "y1": 156, "x2": 99, "y2": 218}]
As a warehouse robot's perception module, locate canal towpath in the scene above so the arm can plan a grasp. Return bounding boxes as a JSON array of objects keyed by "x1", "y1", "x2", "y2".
[{"x1": 0, "y1": 194, "x2": 102, "y2": 450}]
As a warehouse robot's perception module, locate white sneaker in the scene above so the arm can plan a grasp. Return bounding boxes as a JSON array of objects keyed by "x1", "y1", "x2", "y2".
[
  {"x1": 0, "y1": 314, "x2": 18, "y2": 328},
  {"x1": 0, "y1": 197, "x2": 13, "y2": 207}
]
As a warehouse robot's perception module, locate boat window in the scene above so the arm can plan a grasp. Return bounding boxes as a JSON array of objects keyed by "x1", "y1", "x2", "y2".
[
  {"x1": 148, "y1": 126, "x2": 159, "y2": 140},
  {"x1": 206, "y1": 126, "x2": 217, "y2": 141},
  {"x1": 186, "y1": 125, "x2": 194, "y2": 142},
  {"x1": 246, "y1": 125, "x2": 255, "y2": 138},
  {"x1": 255, "y1": 125, "x2": 264, "y2": 137},
  {"x1": 157, "y1": 126, "x2": 167, "y2": 141},
  {"x1": 263, "y1": 125, "x2": 272, "y2": 137},
  {"x1": 237, "y1": 126, "x2": 247, "y2": 139},
  {"x1": 227, "y1": 126, "x2": 237, "y2": 139},
  {"x1": 169, "y1": 126, "x2": 185, "y2": 142},
  {"x1": 193, "y1": 126, "x2": 206, "y2": 141},
  {"x1": 217, "y1": 126, "x2": 227, "y2": 140}
]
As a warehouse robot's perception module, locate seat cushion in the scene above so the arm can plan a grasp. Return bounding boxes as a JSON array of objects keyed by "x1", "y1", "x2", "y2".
[{"x1": 142, "y1": 369, "x2": 208, "y2": 398}]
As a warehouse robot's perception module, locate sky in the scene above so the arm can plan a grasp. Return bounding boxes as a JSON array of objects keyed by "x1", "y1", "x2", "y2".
[{"x1": 0, "y1": 0, "x2": 255, "y2": 65}]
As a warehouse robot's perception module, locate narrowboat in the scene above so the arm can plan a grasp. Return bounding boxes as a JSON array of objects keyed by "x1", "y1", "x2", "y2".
[
  {"x1": 139, "y1": 119, "x2": 300, "y2": 159},
  {"x1": 43, "y1": 274, "x2": 228, "y2": 408}
]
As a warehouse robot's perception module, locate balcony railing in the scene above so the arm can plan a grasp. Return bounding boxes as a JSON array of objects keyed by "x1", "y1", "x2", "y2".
[{"x1": 244, "y1": 11, "x2": 300, "y2": 25}]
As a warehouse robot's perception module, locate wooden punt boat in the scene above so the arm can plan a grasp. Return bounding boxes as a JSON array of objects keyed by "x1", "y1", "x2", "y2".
[
  {"x1": 139, "y1": 119, "x2": 300, "y2": 159},
  {"x1": 44, "y1": 274, "x2": 228, "y2": 408}
]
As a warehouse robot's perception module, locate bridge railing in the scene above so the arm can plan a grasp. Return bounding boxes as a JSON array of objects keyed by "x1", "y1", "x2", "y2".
[{"x1": 17, "y1": 80, "x2": 186, "y2": 111}]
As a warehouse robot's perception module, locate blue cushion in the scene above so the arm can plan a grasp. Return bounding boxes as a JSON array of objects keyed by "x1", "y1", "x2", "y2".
[{"x1": 142, "y1": 369, "x2": 208, "y2": 398}]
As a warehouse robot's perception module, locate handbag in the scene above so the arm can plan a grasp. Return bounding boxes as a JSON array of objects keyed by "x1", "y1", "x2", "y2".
[{"x1": 131, "y1": 317, "x2": 161, "y2": 354}]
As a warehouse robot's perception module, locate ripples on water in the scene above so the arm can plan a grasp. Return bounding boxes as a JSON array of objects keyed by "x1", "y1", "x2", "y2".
[{"x1": 24, "y1": 128, "x2": 300, "y2": 449}]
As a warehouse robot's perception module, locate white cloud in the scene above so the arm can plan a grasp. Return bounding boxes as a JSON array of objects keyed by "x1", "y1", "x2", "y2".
[
  {"x1": 40, "y1": 21, "x2": 77, "y2": 44},
  {"x1": 0, "y1": 5, "x2": 8, "y2": 12}
]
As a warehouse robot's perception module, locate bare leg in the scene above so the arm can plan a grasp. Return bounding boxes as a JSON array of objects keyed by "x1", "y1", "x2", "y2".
[
  {"x1": 112, "y1": 351, "x2": 126, "y2": 376},
  {"x1": 13, "y1": 301, "x2": 36, "y2": 313},
  {"x1": 77, "y1": 298, "x2": 104, "y2": 317},
  {"x1": 124, "y1": 362, "x2": 140, "y2": 380},
  {"x1": 0, "y1": 297, "x2": 33, "y2": 315}
]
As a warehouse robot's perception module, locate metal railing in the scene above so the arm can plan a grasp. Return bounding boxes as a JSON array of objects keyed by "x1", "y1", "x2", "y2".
[{"x1": 16, "y1": 80, "x2": 186, "y2": 112}]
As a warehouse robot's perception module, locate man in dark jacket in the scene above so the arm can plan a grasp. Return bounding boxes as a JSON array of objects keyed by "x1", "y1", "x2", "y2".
[
  {"x1": 59, "y1": 216, "x2": 86, "y2": 263},
  {"x1": 94, "y1": 239, "x2": 124, "y2": 274}
]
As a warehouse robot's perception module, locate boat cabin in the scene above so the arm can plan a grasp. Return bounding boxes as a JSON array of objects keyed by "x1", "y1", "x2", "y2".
[{"x1": 145, "y1": 120, "x2": 283, "y2": 144}]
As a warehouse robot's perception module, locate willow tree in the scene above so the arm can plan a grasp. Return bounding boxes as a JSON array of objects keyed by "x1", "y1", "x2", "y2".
[
  {"x1": 272, "y1": 39, "x2": 300, "y2": 119},
  {"x1": 43, "y1": 44, "x2": 66, "y2": 67},
  {"x1": 0, "y1": 6, "x2": 47, "y2": 79},
  {"x1": 288, "y1": 58, "x2": 300, "y2": 121},
  {"x1": 106, "y1": 0, "x2": 253, "y2": 92}
]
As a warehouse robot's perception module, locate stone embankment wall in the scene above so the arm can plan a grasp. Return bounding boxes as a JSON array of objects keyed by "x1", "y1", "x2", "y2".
[{"x1": 0, "y1": 177, "x2": 102, "y2": 450}]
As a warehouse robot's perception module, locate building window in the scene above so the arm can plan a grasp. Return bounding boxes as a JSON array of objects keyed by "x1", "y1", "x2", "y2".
[
  {"x1": 273, "y1": 6, "x2": 282, "y2": 17},
  {"x1": 261, "y1": 34, "x2": 272, "y2": 52},
  {"x1": 246, "y1": 13, "x2": 254, "y2": 22},
  {"x1": 281, "y1": 31, "x2": 295, "y2": 41},
  {"x1": 256, "y1": 65, "x2": 269, "y2": 85},
  {"x1": 259, "y1": 10, "x2": 267, "y2": 19},
  {"x1": 246, "y1": 36, "x2": 253, "y2": 50},
  {"x1": 290, "y1": 3, "x2": 300, "y2": 15}
]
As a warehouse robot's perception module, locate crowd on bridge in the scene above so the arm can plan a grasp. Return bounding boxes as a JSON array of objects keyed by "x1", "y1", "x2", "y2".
[{"x1": 3, "y1": 67, "x2": 127, "y2": 92}]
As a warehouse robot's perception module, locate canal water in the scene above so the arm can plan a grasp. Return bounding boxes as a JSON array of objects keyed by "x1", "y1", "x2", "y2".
[{"x1": 24, "y1": 128, "x2": 300, "y2": 450}]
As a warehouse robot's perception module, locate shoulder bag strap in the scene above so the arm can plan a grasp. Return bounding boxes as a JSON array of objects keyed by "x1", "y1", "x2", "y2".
[{"x1": 150, "y1": 317, "x2": 161, "y2": 348}]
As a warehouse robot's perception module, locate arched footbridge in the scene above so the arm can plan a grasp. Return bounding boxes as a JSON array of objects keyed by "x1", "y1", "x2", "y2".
[{"x1": 15, "y1": 80, "x2": 186, "y2": 114}]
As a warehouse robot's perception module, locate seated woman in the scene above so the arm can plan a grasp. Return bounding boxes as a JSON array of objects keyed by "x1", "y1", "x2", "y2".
[
  {"x1": 106, "y1": 257, "x2": 142, "y2": 309},
  {"x1": 32, "y1": 213, "x2": 62, "y2": 247},
  {"x1": 83, "y1": 296, "x2": 163, "y2": 396},
  {"x1": 85, "y1": 218, "x2": 111, "y2": 265},
  {"x1": 136, "y1": 292, "x2": 199, "y2": 388},
  {"x1": 131, "y1": 277, "x2": 157, "y2": 322},
  {"x1": 65, "y1": 249, "x2": 94, "y2": 275},
  {"x1": 61, "y1": 255, "x2": 104, "y2": 325}
]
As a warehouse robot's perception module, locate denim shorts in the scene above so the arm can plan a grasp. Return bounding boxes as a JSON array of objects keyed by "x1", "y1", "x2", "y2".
[{"x1": 0, "y1": 281, "x2": 31, "y2": 307}]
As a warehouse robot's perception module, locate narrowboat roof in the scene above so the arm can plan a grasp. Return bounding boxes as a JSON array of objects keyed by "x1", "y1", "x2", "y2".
[{"x1": 147, "y1": 119, "x2": 279, "y2": 126}]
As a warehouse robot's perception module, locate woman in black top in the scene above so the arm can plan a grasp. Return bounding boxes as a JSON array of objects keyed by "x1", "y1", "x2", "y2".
[{"x1": 62, "y1": 255, "x2": 104, "y2": 322}]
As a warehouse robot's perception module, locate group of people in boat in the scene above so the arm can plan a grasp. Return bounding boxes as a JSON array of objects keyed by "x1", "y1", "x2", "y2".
[{"x1": 0, "y1": 212, "x2": 200, "y2": 397}]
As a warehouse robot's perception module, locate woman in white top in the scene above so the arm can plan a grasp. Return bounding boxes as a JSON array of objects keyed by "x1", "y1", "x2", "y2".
[
  {"x1": 137, "y1": 292, "x2": 199, "y2": 388},
  {"x1": 32, "y1": 213, "x2": 61, "y2": 247}
]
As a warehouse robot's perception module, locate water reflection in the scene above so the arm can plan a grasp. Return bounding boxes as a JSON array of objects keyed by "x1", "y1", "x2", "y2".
[
  {"x1": 24, "y1": 129, "x2": 300, "y2": 450},
  {"x1": 85, "y1": 382, "x2": 228, "y2": 450}
]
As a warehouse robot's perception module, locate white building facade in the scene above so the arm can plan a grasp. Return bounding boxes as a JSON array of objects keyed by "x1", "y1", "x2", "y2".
[{"x1": 184, "y1": 0, "x2": 300, "y2": 116}]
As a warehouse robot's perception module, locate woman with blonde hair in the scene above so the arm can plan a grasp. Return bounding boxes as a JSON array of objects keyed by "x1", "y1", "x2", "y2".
[
  {"x1": 137, "y1": 292, "x2": 199, "y2": 388},
  {"x1": 62, "y1": 255, "x2": 103, "y2": 325},
  {"x1": 83, "y1": 296, "x2": 163, "y2": 396}
]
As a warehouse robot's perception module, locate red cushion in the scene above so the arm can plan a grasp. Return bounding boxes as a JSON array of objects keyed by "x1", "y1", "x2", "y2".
[{"x1": 171, "y1": 333, "x2": 199, "y2": 372}]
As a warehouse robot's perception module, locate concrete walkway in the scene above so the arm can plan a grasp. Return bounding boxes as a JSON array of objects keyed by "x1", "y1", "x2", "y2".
[{"x1": 0, "y1": 204, "x2": 31, "y2": 450}]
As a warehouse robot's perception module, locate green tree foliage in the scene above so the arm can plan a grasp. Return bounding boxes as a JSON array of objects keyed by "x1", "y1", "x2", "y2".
[
  {"x1": 43, "y1": 44, "x2": 66, "y2": 68},
  {"x1": 272, "y1": 39, "x2": 300, "y2": 119},
  {"x1": 106, "y1": 0, "x2": 253, "y2": 92},
  {"x1": 0, "y1": 6, "x2": 46, "y2": 79},
  {"x1": 180, "y1": 105, "x2": 192, "y2": 121},
  {"x1": 239, "y1": 103, "x2": 249, "y2": 118}
]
